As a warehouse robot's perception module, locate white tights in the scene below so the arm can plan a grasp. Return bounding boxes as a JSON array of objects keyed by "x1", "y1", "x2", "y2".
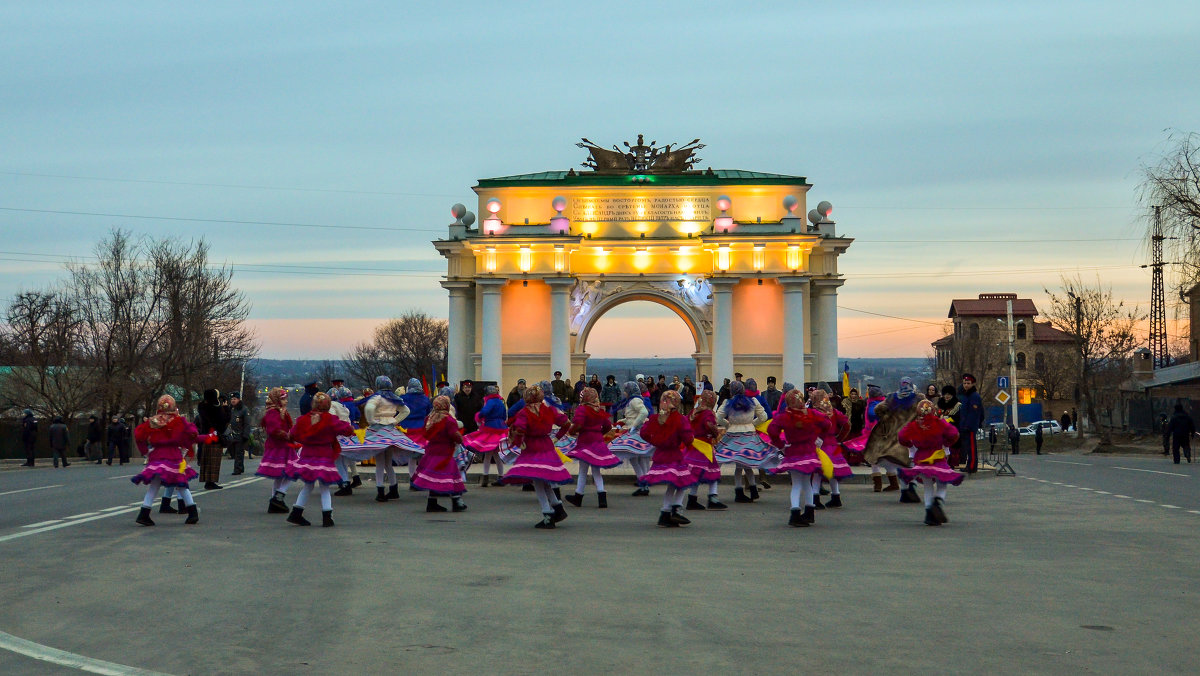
[
  {"x1": 480, "y1": 451, "x2": 504, "y2": 478},
  {"x1": 922, "y1": 477, "x2": 948, "y2": 507},
  {"x1": 688, "y1": 480, "x2": 719, "y2": 497},
  {"x1": 375, "y1": 449, "x2": 396, "y2": 487},
  {"x1": 533, "y1": 480, "x2": 562, "y2": 513},
  {"x1": 295, "y1": 482, "x2": 333, "y2": 511},
  {"x1": 271, "y1": 477, "x2": 292, "y2": 498},
  {"x1": 628, "y1": 456, "x2": 650, "y2": 479},
  {"x1": 660, "y1": 485, "x2": 686, "y2": 511},
  {"x1": 871, "y1": 461, "x2": 898, "y2": 477},
  {"x1": 733, "y1": 466, "x2": 758, "y2": 487},
  {"x1": 575, "y1": 462, "x2": 606, "y2": 494},
  {"x1": 789, "y1": 471, "x2": 815, "y2": 509},
  {"x1": 142, "y1": 478, "x2": 193, "y2": 508},
  {"x1": 809, "y1": 474, "x2": 840, "y2": 496}
]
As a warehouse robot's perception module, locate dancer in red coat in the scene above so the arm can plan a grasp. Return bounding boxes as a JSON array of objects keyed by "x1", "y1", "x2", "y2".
[
  {"x1": 503, "y1": 386, "x2": 572, "y2": 529},
  {"x1": 131, "y1": 395, "x2": 216, "y2": 526},
  {"x1": 639, "y1": 390, "x2": 699, "y2": 527},
  {"x1": 768, "y1": 390, "x2": 831, "y2": 527},
  {"x1": 563, "y1": 387, "x2": 621, "y2": 509},
  {"x1": 412, "y1": 395, "x2": 468, "y2": 513},
  {"x1": 897, "y1": 399, "x2": 963, "y2": 526},
  {"x1": 683, "y1": 389, "x2": 728, "y2": 510},
  {"x1": 286, "y1": 393, "x2": 355, "y2": 526}
]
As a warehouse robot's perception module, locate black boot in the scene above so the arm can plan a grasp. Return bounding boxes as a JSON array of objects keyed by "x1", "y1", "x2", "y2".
[
  {"x1": 819, "y1": 485, "x2": 830, "y2": 496},
  {"x1": 669, "y1": 506, "x2": 691, "y2": 525},
  {"x1": 707, "y1": 496, "x2": 729, "y2": 510},
  {"x1": 900, "y1": 485, "x2": 921, "y2": 504},
  {"x1": 426, "y1": 497, "x2": 448, "y2": 512},
  {"x1": 931, "y1": 497, "x2": 948, "y2": 524},
  {"x1": 631, "y1": 484, "x2": 650, "y2": 497},
  {"x1": 387, "y1": 484, "x2": 400, "y2": 500},
  {"x1": 597, "y1": 492, "x2": 608, "y2": 509},
  {"x1": 828, "y1": 494, "x2": 843, "y2": 508},
  {"x1": 788, "y1": 508, "x2": 808, "y2": 527},
  {"x1": 135, "y1": 507, "x2": 155, "y2": 527},
  {"x1": 734, "y1": 487, "x2": 752, "y2": 503},
  {"x1": 322, "y1": 510, "x2": 335, "y2": 527},
  {"x1": 564, "y1": 492, "x2": 584, "y2": 508},
  {"x1": 801, "y1": 505, "x2": 815, "y2": 525},
  {"x1": 177, "y1": 499, "x2": 187, "y2": 514},
  {"x1": 552, "y1": 487, "x2": 562, "y2": 502},
  {"x1": 535, "y1": 512, "x2": 556, "y2": 529},
  {"x1": 686, "y1": 494, "x2": 706, "y2": 510},
  {"x1": 268, "y1": 495, "x2": 289, "y2": 513},
  {"x1": 924, "y1": 508, "x2": 941, "y2": 526},
  {"x1": 657, "y1": 510, "x2": 679, "y2": 528},
  {"x1": 287, "y1": 507, "x2": 311, "y2": 526},
  {"x1": 551, "y1": 502, "x2": 568, "y2": 523},
  {"x1": 184, "y1": 504, "x2": 199, "y2": 525},
  {"x1": 451, "y1": 497, "x2": 468, "y2": 512},
  {"x1": 748, "y1": 485, "x2": 760, "y2": 501},
  {"x1": 204, "y1": 481, "x2": 222, "y2": 490},
  {"x1": 813, "y1": 494, "x2": 826, "y2": 510},
  {"x1": 375, "y1": 487, "x2": 388, "y2": 502},
  {"x1": 350, "y1": 475, "x2": 362, "y2": 488},
  {"x1": 159, "y1": 497, "x2": 178, "y2": 514},
  {"x1": 333, "y1": 484, "x2": 353, "y2": 497}
]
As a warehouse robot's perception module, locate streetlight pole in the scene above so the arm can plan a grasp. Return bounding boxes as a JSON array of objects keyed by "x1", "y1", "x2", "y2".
[
  {"x1": 239, "y1": 361, "x2": 246, "y2": 399},
  {"x1": 1067, "y1": 290, "x2": 1085, "y2": 437},
  {"x1": 1006, "y1": 299, "x2": 1019, "y2": 426}
]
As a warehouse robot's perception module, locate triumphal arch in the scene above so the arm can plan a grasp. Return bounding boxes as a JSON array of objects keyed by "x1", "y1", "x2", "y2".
[{"x1": 433, "y1": 136, "x2": 852, "y2": 388}]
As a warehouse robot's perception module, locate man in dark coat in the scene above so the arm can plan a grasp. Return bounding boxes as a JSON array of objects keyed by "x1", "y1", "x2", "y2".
[
  {"x1": 87, "y1": 415, "x2": 103, "y2": 463},
  {"x1": 1167, "y1": 403, "x2": 1195, "y2": 464},
  {"x1": 957, "y1": 373, "x2": 984, "y2": 473},
  {"x1": 227, "y1": 392, "x2": 252, "y2": 475},
  {"x1": 1035, "y1": 424, "x2": 1044, "y2": 455},
  {"x1": 195, "y1": 388, "x2": 230, "y2": 489},
  {"x1": 454, "y1": 380, "x2": 482, "y2": 434},
  {"x1": 551, "y1": 371, "x2": 573, "y2": 409},
  {"x1": 763, "y1": 376, "x2": 783, "y2": 414},
  {"x1": 506, "y1": 378, "x2": 527, "y2": 409},
  {"x1": 20, "y1": 409, "x2": 38, "y2": 467},
  {"x1": 1007, "y1": 423, "x2": 1021, "y2": 454},
  {"x1": 299, "y1": 380, "x2": 320, "y2": 415},
  {"x1": 48, "y1": 416, "x2": 71, "y2": 468},
  {"x1": 105, "y1": 416, "x2": 124, "y2": 465},
  {"x1": 843, "y1": 388, "x2": 866, "y2": 438}
]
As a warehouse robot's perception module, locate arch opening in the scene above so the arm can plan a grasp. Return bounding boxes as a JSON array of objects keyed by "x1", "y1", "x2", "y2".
[{"x1": 582, "y1": 300, "x2": 698, "y2": 358}]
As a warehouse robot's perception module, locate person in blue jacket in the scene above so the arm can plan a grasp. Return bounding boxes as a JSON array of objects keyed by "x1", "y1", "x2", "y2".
[{"x1": 956, "y1": 373, "x2": 984, "y2": 473}]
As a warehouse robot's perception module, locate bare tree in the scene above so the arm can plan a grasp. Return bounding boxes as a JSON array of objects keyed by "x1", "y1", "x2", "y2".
[
  {"x1": 1027, "y1": 349, "x2": 1075, "y2": 402},
  {"x1": 1042, "y1": 276, "x2": 1143, "y2": 443},
  {"x1": 343, "y1": 311, "x2": 447, "y2": 387},
  {"x1": 1140, "y1": 131, "x2": 1200, "y2": 302},
  {"x1": 0, "y1": 290, "x2": 100, "y2": 419}
]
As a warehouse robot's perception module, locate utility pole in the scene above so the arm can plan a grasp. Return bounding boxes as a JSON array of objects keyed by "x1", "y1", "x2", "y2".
[
  {"x1": 1006, "y1": 299, "x2": 1019, "y2": 426},
  {"x1": 1149, "y1": 205, "x2": 1168, "y2": 368},
  {"x1": 239, "y1": 361, "x2": 246, "y2": 399},
  {"x1": 1068, "y1": 290, "x2": 1085, "y2": 437}
]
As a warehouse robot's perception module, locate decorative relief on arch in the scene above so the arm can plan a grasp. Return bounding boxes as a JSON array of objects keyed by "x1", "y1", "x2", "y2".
[{"x1": 571, "y1": 278, "x2": 713, "y2": 350}]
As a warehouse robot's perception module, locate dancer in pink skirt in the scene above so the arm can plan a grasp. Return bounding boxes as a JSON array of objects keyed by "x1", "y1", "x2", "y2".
[
  {"x1": 462, "y1": 385, "x2": 507, "y2": 486},
  {"x1": 257, "y1": 387, "x2": 297, "y2": 514},
  {"x1": 683, "y1": 389, "x2": 728, "y2": 510},
  {"x1": 285, "y1": 393, "x2": 355, "y2": 527},
  {"x1": 897, "y1": 399, "x2": 963, "y2": 526},
  {"x1": 639, "y1": 390, "x2": 698, "y2": 527},
  {"x1": 503, "y1": 385, "x2": 572, "y2": 528},
  {"x1": 768, "y1": 390, "x2": 832, "y2": 527},
  {"x1": 563, "y1": 387, "x2": 620, "y2": 509},
  {"x1": 412, "y1": 395, "x2": 468, "y2": 513},
  {"x1": 131, "y1": 395, "x2": 215, "y2": 526},
  {"x1": 809, "y1": 390, "x2": 853, "y2": 509}
]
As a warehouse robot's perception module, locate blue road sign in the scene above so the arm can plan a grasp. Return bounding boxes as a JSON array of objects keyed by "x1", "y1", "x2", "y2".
[{"x1": 997, "y1": 376, "x2": 1009, "y2": 389}]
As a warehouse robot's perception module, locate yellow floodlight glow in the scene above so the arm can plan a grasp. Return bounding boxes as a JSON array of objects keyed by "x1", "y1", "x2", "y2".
[
  {"x1": 753, "y1": 245, "x2": 765, "y2": 271},
  {"x1": 681, "y1": 200, "x2": 695, "y2": 221},
  {"x1": 716, "y1": 246, "x2": 731, "y2": 271},
  {"x1": 787, "y1": 245, "x2": 801, "y2": 270},
  {"x1": 633, "y1": 247, "x2": 650, "y2": 271},
  {"x1": 554, "y1": 246, "x2": 565, "y2": 272},
  {"x1": 485, "y1": 247, "x2": 497, "y2": 272},
  {"x1": 519, "y1": 247, "x2": 532, "y2": 273},
  {"x1": 675, "y1": 246, "x2": 695, "y2": 273}
]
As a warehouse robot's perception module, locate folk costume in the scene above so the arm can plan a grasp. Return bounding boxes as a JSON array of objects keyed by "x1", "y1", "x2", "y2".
[
  {"x1": 897, "y1": 399, "x2": 963, "y2": 526},
  {"x1": 843, "y1": 384, "x2": 885, "y2": 469},
  {"x1": 768, "y1": 390, "x2": 832, "y2": 527},
  {"x1": 463, "y1": 386, "x2": 508, "y2": 486},
  {"x1": 131, "y1": 395, "x2": 213, "y2": 526},
  {"x1": 502, "y1": 386, "x2": 572, "y2": 529},
  {"x1": 400, "y1": 378, "x2": 433, "y2": 447},
  {"x1": 639, "y1": 390, "x2": 699, "y2": 527},
  {"x1": 412, "y1": 395, "x2": 468, "y2": 513},
  {"x1": 684, "y1": 389, "x2": 728, "y2": 510},
  {"x1": 563, "y1": 387, "x2": 620, "y2": 509},
  {"x1": 195, "y1": 388, "x2": 229, "y2": 490},
  {"x1": 810, "y1": 390, "x2": 853, "y2": 509},
  {"x1": 286, "y1": 393, "x2": 355, "y2": 527},
  {"x1": 609, "y1": 381, "x2": 655, "y2": 496},
  {"x1": 862, "y1": 378, "x2": 925, "y2": 503},
  {"x1": 714, "y1": 380, "x2": 771, "y2": 503},
  {"x1": 257, "y1": 388, "x2": 298, "y2": 514},
  {"x1": 329, "y1": 384, "x2": 363, "y2": 495},
  {"x1": 349, "y1": 376, "x2": 424, "y2": 502}
]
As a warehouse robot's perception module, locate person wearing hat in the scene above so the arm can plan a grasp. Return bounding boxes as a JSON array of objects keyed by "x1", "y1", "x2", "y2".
[
  {"x1": 762, "y1": 377, "x2": 783, "y2": 416},
  {"x1": 227, "y1": 392, "x2": 252, "y2": 475},
  {"x1": 506, "y1": 379, "x2": 527, "y2": 409},
  {"x1": 599, "y1": 375, "x2": 622, "y2": 416},
  {"x1": 284, "y1": 393, "x2": 356, "y2": 526},
  {"x1": 1166, "y1": 403, "x2": 1195, "y2": 464},
  {"x1": 957, "y1": 373, "x2": 984, "y2": 473},
  {"x1": 299, "y1": 380, "x2": 321, "y2": 416},
  {"x1": 195, "y1": 388, "x2": 229, "y2": 489},
  {"x1": 863, "y1": 377, "x2": 925, "y2": 503},
  {"x1": 87, "y1": 415, "x2": 103, "y2": 464},
  {"x1": 550, "y1": 371, "x2": 573, "y2": 409},
  {"x1": 20, "y1": 409, "x2": 38, "y2": 467},
  {"x1": 453, "y1": 380, "x2": 482, "y2": 435}
]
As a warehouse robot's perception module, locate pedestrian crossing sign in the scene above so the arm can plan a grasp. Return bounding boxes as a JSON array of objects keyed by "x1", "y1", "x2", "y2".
[{"x1": 995, "y1": 391, "x2": 1011, "y2": 405}]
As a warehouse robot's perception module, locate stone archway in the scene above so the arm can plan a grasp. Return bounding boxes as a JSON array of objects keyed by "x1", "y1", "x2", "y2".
[{"x1": 573, "y1": 284, "x2": 711, "y2": 377}]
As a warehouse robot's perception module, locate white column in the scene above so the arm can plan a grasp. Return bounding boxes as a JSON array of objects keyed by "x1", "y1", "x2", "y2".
[
  {"x1": 780, "y1": 277, "x2": 809, "y2": 385},
  {"x1": 478, "y1": 279, "x2": 505, "y2": 386},
  {"x1": 710, "y1": 278, "x2": 736, "y2": 382},
  {"x1": 442, "y1": 281, "x2": 473, "y2": 383},
  {"x1": 813, "y1": 280, "x2": 843, "y2": 382},
  {"x1": 547, "y1": 278, "x2": 573, "y2": 381}
]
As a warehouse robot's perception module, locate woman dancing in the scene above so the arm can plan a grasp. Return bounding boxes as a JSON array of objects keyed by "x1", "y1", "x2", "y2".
[
  {"x1": 767, "y1": 390, "x2": 831, "y2": 527},
  {"x1": 502, "y1": 385, "x2": 572, "y2": 528},
  {"x1": 897, "y1": 399, "x2": 964, "y2": 526},
  {"x1": 638, "y1": 390, "x2": 698, "y2": 527},
  {"x1": 562, "y1": 387, "x2": 621, "y2": 509},
  {"x1": 412, "y1": 395, "x2": 468, "y2": 513},
  {"x1": 285, "y1": 393, "x2": 355, "y2": 527},
  {"x1": 609, "y1": 381, "x2": 654, "y2": 496},
  {"x1": 714, "y1": 380, "x2": 771, "y2": 503},
  {"x1": 683, "y1": 389, "x2": 727, "y2": 510},
  {"x1": 463, "y1": 385, "x2": 508, "y2": 486},
  {"x1": 131, "y1": 395, "x2": 214, "y2": 526},
  {"x1": 257, "y1": 387, "x2": 297, "y2": 514}
]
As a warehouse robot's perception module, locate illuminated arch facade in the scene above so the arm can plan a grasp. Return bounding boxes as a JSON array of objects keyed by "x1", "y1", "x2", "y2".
[{"x1": 433, "y1": 140, "x2": 852, "y2": 387}]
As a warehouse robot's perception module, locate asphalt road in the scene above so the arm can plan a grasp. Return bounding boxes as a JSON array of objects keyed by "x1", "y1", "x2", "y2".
[{"x1": 0, "y1": 457, "x2": 1196, "y2": 675}]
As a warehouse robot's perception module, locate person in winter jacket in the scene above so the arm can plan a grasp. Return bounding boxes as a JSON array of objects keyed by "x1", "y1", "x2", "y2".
[{"x1": 1167, "y1": 403, "x2": 1195, "y2": 464}]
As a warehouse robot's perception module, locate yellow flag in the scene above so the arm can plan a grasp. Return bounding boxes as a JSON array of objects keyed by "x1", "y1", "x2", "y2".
[
  {"x1": 755, "y1": 420, "x2": 771, "y2": 434},
  {"x1": 816, "y1": 448, "x2": 834, "y2": 479},
  {"x1": 692, "y1": 439, "x2": 714, "y2": 462},
  {"x1": 557, "y1": 448, "x2": 573, "y2": 465},
  {"x1": 354, "y1": 428, "x2": 366, "y2": 443}
]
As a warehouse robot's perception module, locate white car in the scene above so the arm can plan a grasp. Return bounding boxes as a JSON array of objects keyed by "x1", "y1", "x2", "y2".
[{"x1": 1020, "y1": 420, "x2": 1062, "y2": 436}]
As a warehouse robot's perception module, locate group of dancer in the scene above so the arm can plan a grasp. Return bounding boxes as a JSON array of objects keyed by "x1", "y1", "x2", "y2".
[{"x1": 130, "y1": 370, "x2": 973, "y2": 529}]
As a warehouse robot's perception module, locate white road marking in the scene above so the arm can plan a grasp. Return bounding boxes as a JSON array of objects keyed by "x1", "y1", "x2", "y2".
[
  {"x1": 22, "y1": 520, "x2": 62, "y2": 528},
  {"x1": 98, "y1": 506, "x2": 127, "y2": 512},
  {"x1": 106, "y1": 474, "x2": 137, "y2": 480},
  {"x1": 1095, "y1": 490, "x2": 1111, "y2": 494},
  {"x1": 0, "y1": 628, "x2": 171, "y2": 676},
  {"x1": 1162, "y1": 504, "x2": 1181, "y2": 509},
  {"x1": 1046, "y1": 460, "x2": 1092, "y2": 466},
  {"x1": 1063, "y1": 484, "x2": 1077, "y2": 488},
  {"x1": 1114, "y1": 495, "x2": 1131, "y2": 499},
  {"x1": 64, "y1": 512, "x2": 101, "y2": 519},
  {"x1": 1188, "y1": 510, "x2": 1200, "y2": 515},
  {"x1": 0, "y1": 484, "x2": 64, "y2": 497},
  {"x1": 1113, "y1": 466, "x2": 1188, "y2": 477},
  {"x1": 1077, "y1": 487, "x2": 1093, "y2": 491},
  {"x1": 1051, "y1": 482, "x2": 1064, "y2": 485},
  {"x1": 1135, "y1": 499, "x2": 1155, "y2": 504}
]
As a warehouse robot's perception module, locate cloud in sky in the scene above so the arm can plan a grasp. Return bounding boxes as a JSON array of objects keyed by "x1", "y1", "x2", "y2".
[{"x1": 2, "y1": 1, "x2": 1198, "y2": 359}]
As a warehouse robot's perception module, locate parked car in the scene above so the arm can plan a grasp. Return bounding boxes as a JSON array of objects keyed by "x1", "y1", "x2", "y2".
[{"x1": 1027, "y1": 420, "x2": 1063, "y2": 435}]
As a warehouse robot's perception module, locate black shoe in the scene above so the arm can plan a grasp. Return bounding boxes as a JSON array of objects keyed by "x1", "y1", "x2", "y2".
[
  {"x1": 20, "y1": 462, "x2": 34, "y2": 467},
  {"x1": 748, "y1": 485, "x2": 760, "y2": 501},
  {"x1": 351, "y1": 475, "x2": 362, "y2": 488},
  {"x1": 801, "y1": 505, "x2": 815, "y2": 525},
  {"x1": 387, "y1": 484, "x2": 400, "y2": 500},
  {"x1": 106, "y1": 460, "x2": 112, "y2": 466},
  {"x1": 760, "y1": 479, "x2": 772, "y2": 489},
  {"x1": 333, "y1": 485, "x2": 353, "y2": 497},
  {"x1": 565, "y1": 492, "x2": 584, "y2": 508},
  {"x1": 535, "y1": 513, "x2": 556, "y2": 529},
  {"x1": 552, "y1": 487, "x2": 562, "y2": 501},
  {"x1": 734, "y1": 487, "x2": 752, "y2": 503},
  {"x1": 231, "y1": 470, "x2": 243, "y2": 475},
  {"x1": 924, "y1": 508, "x2": 942, "y2": 526},
  {"x1": 931, "y1": 497, "x2": 948, "y2": 524},
  {"x1": 268, "y1": 497, "x2": 289, "y2": 513},
  {"x1": 95, "y1": 459, "x2": 102, "y2": 464},
  {"x1": 551, "y1": 503, "x2": 568, "y2": 523},
  {"x1": 597, "y1": 492, "x2": 608, "y2": 509},
  {"x1": 631, "y1": 486, "x2": 650, "y2": 497},
  {"x1": 135, "y1": 507, "x2": 155, "y2": 527},
  {"x1": 177, "y1": 499, "x2": 187, "y2": 514},
  {"x1": 819, "y1": 486, "x2": 830, "y2": 495},
  {"x1": 375, "y1": 487, "x2": 389, "y2": 503},
  {"x1": 426, "y1": 497, "x2": 448, "y2": 512},
  {"x1": 788, "y1": 508, "x2": 808, "y2": 527},
  {"x1": 204, "y1": 482, "x2": 223, "y2": 490},
  {"x1": 522, "y1": 484, "x2": 535, "y2": 492},
  {"x1": 62, "y1": 461, "x2": 70, "y2": 467},
  {"x1": 686, "y1": 494, "x2": 706, "y2": 511},
  {"x1": 159, "y1": 497, "x2": 178, "y2": 514},
  {"x1": 828, "y1": 494, "x2": 843, "y2": 508},
  {"x1": 899, "y1": 486, "x2": 921, "y2": 504},
  {"x1": 657, "y1": 510, "x2": 679, "y2": 528},
  {"x1": 184, "y1": 504, "x2": 199, "y2": 525},
  {"x1": 813, "y1": 495, "x2": 826, "y2": 510},
  {"x1": 707, "y1": 496, "x2": 729, "y2": 510},
  {"x1": 322, "y1": 510, "x2": 335, "y2": 527},
  {"x1": 287, "y1": 507, "x2": 311, "y2": 526},
  {"x1": 451, "y1": 497, "x2": 468, "y2": 512},
  {"x1": 669, "y1": 506, "x2": 691, "y2": 525}
]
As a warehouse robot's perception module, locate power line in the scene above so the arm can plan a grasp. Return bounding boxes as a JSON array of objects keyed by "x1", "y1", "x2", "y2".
[
  {"x1": 838, "y1": 305, "x2": 944, "y2": 325},
  {"x1": 0, "y1": 206, "x2": 444, "y2": 234}
]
